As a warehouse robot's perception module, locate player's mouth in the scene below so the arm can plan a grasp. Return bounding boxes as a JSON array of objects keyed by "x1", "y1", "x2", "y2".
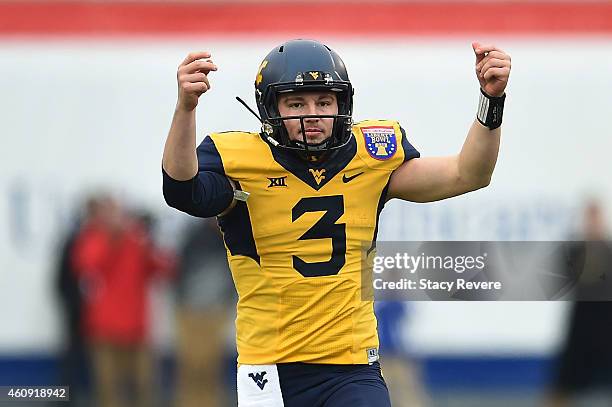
[{"x1": 302, "y1": 127, "x2": 324, "y2": 138}]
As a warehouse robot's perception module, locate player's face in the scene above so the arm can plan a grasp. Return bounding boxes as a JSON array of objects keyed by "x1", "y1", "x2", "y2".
[{"x1": 277, "y1": 91, "x2": 338, "y2": 145}]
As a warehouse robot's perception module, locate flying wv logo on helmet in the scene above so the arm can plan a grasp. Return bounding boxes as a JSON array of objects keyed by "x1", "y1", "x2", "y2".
[{"x1": 251, "y1": 39, "x2": 355, "y2": 157}]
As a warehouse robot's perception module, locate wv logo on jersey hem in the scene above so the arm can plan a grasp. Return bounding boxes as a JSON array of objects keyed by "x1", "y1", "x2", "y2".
[{"x1": 249, "y1": 371, "x2": 268, "y2": 390}]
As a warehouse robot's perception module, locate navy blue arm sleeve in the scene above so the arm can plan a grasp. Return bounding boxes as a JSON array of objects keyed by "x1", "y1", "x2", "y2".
[
  {"x1": 162, "y1": 136, "x2": 234, "y2": 218},
  {"x1": 162, "y1": 168, "x2": 233, "y2": 218}
]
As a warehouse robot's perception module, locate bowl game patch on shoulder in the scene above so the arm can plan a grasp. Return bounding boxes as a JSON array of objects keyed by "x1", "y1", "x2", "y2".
[{"x1": 362, "y1": 126, "x2": 397, "y2": 161}]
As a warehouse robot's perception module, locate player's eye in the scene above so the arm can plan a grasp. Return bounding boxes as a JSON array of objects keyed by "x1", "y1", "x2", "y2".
[{"x1": 288, "y1": 102, "x2": 303, "y2": 108}]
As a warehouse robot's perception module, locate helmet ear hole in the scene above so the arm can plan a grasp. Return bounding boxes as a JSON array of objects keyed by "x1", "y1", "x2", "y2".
[{"x1": 278, "y1": 46, "x2": 284, "y2": 52}]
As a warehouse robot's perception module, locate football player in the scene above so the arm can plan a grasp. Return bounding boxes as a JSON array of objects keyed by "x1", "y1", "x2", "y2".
[{"x1": 162, "y1": 39, "x2": 511, "y2": 406}]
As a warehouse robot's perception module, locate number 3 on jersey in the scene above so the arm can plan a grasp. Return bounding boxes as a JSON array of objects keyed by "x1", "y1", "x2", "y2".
[{"x1": 291, "y1": 195, "x2": 346, "y2": 277}]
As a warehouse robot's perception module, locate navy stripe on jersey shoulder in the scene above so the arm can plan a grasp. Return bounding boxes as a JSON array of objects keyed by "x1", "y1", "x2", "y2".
[
  {"x1": 217, "y1": 181, "x2": 260, "y2": 264},
  {"x1": 197, "y1": 136, "x2": 225, "y2": 174},
  {"x1": 368, "y1": 175, "x2": 392, "y2": 255},
  {"x1": 399, "y1": 126, "x2": 420, "y2": 162}
]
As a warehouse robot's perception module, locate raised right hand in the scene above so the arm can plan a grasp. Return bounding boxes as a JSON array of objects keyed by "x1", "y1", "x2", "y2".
[{"x1": 176, "y1": 51, "x2": 218, "y2": 111}]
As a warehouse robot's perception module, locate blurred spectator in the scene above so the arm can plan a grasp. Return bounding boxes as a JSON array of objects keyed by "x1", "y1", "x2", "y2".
[
  {"x1": 375, "y1": 301, "x2": 429, "y2": 407},
  {"x1": 54, "y1": 196, "x2": 101, "y2": 406},
  {"x1": 174, "y1": 218, "x2": 235, "y2": 407},
  {"x1": 547, "y1": 200, "x2": 612, "y2": 407},
  {"x1": 71, "y1": 197, "x2": 174, "y2": 407}
]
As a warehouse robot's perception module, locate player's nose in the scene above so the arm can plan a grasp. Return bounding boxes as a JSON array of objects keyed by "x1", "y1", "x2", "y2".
[{"x1": 304, "y1": 102, "x2": 319, "y2": 119}]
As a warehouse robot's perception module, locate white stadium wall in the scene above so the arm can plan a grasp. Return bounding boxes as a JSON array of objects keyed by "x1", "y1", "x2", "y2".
[{"x1": 2, "y1": 37, "x2": 611, "y2": 355}]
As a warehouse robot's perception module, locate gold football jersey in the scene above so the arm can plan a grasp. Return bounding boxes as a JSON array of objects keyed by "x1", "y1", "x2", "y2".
[{"x1": 199, "y1": 119, "x2": 419, "y2": 364}]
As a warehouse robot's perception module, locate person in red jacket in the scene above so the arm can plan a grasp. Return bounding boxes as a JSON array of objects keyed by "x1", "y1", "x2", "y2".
[{"x1": 72, "y1": 196, "x2": 173, "y2": 407}]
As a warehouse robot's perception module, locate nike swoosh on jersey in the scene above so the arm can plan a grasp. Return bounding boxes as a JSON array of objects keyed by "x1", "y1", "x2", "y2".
[{"x1": 342, "y1": 172, "x2": 364, "y2": 183}]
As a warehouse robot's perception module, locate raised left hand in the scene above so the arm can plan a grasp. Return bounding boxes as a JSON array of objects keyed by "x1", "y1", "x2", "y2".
[{"x1": 473, "y1": 42, "x2": 511, "y2": 97}]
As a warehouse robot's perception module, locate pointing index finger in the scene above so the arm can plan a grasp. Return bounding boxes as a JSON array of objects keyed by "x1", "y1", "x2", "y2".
[{"x1": 181, "y1": 51, "x2": 212, "y2": 66}]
